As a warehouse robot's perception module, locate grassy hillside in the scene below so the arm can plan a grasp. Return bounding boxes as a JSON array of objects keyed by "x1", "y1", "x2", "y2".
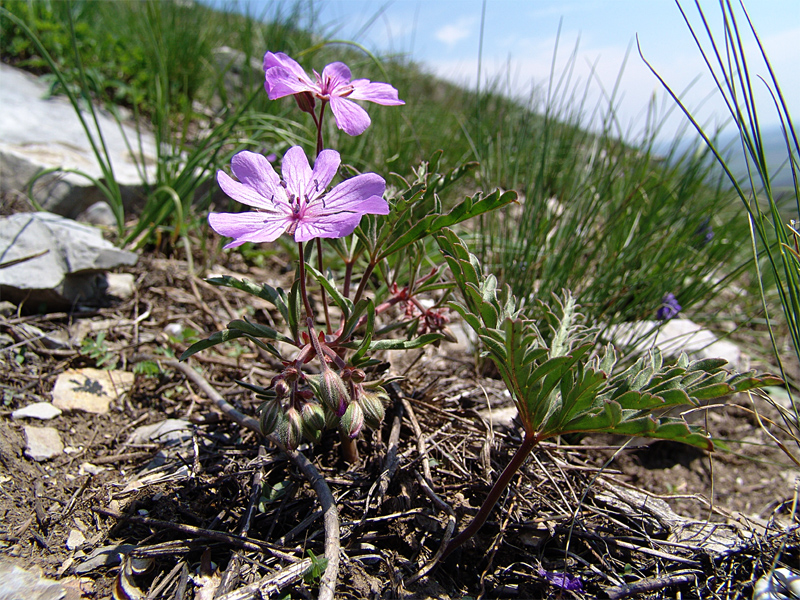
[{"x1": 0, "y1": 0, "x2": 767, "y2": 328}]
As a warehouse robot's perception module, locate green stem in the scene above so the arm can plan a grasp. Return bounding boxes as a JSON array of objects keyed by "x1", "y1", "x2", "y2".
[{"x1": 442, "y1": 432, "x2": 540, "y2": 559}]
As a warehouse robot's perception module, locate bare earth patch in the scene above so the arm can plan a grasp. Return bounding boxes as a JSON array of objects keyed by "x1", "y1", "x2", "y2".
[{"x1": 1, "y1": 252, "x2": 797, "y2": 599}]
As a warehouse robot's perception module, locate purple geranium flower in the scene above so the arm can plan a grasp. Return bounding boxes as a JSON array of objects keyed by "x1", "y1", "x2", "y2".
[
  {"x1": 263, "y1": 51, "x2": 404, "y2": 136},
  {"x1": 656, "y1": 293, "x2": 682, "y2": 321},
  {"x1": 209, "y1": 146, "x2": 389, "y2": 247},
  {"x1": 538, "y1": 567, "x2": 583, "y2": 592}
]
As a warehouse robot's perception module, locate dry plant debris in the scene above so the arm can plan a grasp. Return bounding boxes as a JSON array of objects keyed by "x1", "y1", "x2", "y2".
[{"x1": 1, "y1": 253, "x2": 798, "y2": 599}]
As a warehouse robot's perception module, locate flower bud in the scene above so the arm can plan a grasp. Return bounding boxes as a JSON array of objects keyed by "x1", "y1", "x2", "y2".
[
  {"x1": 350, "y1": 368, "x2": 366, "y2": 383},
  {"x1": 259, "y1": 399, "x2": 283, "y2": 436},
  {"x1": 319, "y1": 369, "x2": 350, "y2": 417},
  {"x1": 339, "y1": 400, "x2": 364, "y2": 439},
  {"x1": 273, "y1": 379, "x2": 289, "y2": 399},
  {"x1": 357, "y1": 390, "x2": 385, "y2": 430},
  {"x1": 294, "y1": 91, "x2": 316, "y2": 115},
  {"x1": 301, "y1": 402, "x2": 326, "y2": 443},
  {"x1": 276, "y1": 407, "x2": 302, "y2": 450}
]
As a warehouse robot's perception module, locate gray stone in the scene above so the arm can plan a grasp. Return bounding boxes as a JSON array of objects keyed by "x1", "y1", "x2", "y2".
[
  {"x1": 52, "y1": 368, "x2": 135, "y2": 414},
  {"x1": 128, "y1": 419, "x2": 193, "y2": 446},
  {"x1": 23, "y1": 426, "x2": 64, "y2": 461},
  {"x1": 0, "y1": 212, "x2": 137, "y2": 309},
  {"x1": 12, "y1": 402, "x2": 63, "y2": 421},
  {"x1": 0, "y1": 560, "x2": 67, "y2": 600},
  {"x1": 77, "y1": 201, "x2": 117, "y2": 228},
  {"x1": 66, "y1": 529, "x2": 86, "y2": 551},
  {"x1": 210, "y1": 46, "x2": 263, "y2": 110},
  {"x1": 604, "y1": 318, "x2": 744, "y2": 371},
  {"x1": 0, "y1": 63, "x2": 157, "y2": 218}
]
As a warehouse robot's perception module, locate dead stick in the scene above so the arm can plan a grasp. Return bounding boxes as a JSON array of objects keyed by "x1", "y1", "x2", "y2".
[
  {"x1": 605, "y1": 572, "x2": 699, "y2": 599},
  {"x1": 215, "y1": 558, "x2": 313, "y2": 600},
  {"x1": 92, "y1": 506, "x2": 299, "y2": 562},
  {"x1": 405, "y1": 471, "x2": 456, "y2": 585},
  {"x1": 287, "y1": 448, "x2": 340, "y2": 600},
  {"x1": 130, "y1": 355, "x2": 342, "y2": 600}
]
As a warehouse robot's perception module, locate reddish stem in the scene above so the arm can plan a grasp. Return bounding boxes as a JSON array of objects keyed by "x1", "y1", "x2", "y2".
[
  {"x1": 442, "y1": 432, "x2": 540, "y2": 559},
  {"x1": 316, "y1": 237, "x2": 332, "y2": 334},
  {"x1": 297, "y1": 242, "x2": 314, "y2": 320}
]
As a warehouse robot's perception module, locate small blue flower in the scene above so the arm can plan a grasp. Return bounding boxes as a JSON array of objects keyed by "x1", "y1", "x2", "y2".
[
  {"x1": 657, "y1": 293, "x2": 682, "y2": 321},
  {"x1": 695, "y1": 218, "x2": 714, "y2": 246},
  {"x1": 538, "y1": 567, "x2": 583, "y2": 592}
]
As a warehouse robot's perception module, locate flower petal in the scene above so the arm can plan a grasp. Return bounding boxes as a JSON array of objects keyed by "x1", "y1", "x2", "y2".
[
  {"x1": 309, "y1": 149, "x2": 340, "y2": 194},
  {"x1": 281, "y1": 146, "x2": 314, "y2": 200},
  {"x1": 349, "y1": 79, "x2": 405, "y2": 105},
  {"x1": 294, "y1": 212, "x2": 363, "y2": 242},
  {"x1": 229, "y1": 151, "x2": 285, "y2": 201},
  {"x1": 321, "y1": 173, "x2": 388, "y2": 214},
  {"x1": 329, "y1": 97, "x2": 371, "y2": 136},
  {"x1": 263, "y1": 53, "x2": 316, "y2": 99},
  {"x1": 208, "y1": 211, "x2": 290, "y2": 248},
  {"x1": 320, "y1": 61, "x2": 352, "y2": 94},
  {"x1": 217, "y1": 171, "x2": 279, "y2": 211}
]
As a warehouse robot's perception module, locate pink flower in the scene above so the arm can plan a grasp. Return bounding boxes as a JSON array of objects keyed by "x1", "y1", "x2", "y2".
[
  {"x1": 209, "y1": 146, "x2": 389, "y2": 247},
  {"x1": 263, "y1": 51, "x2": 404, "y2": 136}
]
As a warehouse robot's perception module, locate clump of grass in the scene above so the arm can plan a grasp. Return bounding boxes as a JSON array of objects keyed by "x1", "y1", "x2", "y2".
[
  {"x1": 463, "y1": 29, "x2": 752, "y2": 329},
  {"x1": 0, "y1": 0, "x2": 759, "y2": 334},
  {"x1": 641, "y1": 0, "x2": 799, "y2": 462}
]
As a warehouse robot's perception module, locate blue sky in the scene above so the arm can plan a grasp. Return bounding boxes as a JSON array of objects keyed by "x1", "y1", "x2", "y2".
[
  {"x1": 210, "y1": 0, "x2": 798, "y2": 142},
  {"x1": 310, "y1": 0, "x2": 799, "y2": 141}
]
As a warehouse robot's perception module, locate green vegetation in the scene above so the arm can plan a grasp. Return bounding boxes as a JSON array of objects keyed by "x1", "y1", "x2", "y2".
[{"x1": 0, "y1": 0, "x2": 789, "y2": 338}]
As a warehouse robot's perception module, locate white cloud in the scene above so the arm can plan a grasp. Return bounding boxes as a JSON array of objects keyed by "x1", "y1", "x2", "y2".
[{"x1": 435, "y1": 17, "x2": 476, "y2": 47}]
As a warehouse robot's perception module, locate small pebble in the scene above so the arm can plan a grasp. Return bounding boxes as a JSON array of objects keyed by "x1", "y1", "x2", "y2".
[{"x1": 12, "y1": 402, "x2": 62, "y2": 421}]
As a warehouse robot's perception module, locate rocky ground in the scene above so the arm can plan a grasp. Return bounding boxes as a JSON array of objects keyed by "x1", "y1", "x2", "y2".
[{"x1": 1, "y1": 242, "x2": 798, "y2": 600}]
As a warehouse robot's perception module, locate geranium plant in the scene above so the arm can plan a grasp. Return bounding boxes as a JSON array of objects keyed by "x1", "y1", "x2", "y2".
[
  {"x1": 183, "y1": 51, "x2": 515, "y2": 462},
  {"x1": 184, "y1": 49, "x2": 780, "y2": 562}
]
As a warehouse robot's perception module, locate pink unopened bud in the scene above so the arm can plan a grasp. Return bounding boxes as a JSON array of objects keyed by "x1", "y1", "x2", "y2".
[
  {"x1": 339, "y1": 401, "x2": 364, "y2": 439},
  {"x1": 273, "y1": 379, "x2": 289, "y2": 399},
  {"x1": 276, "y1": 407, "x2": 302, "y2": 450},
  {"x1": 259, "y1": 399, "x2": 283, "y2": 436},
  {"x1": 357, "y1": 389, "x2": 386, "y2": 430},
  {"x1": 320, "y1": 369, "x2": 350, "y2": 417},
  {"x1": 301, "y1": 402, "x2": 326, "y2": 443}
]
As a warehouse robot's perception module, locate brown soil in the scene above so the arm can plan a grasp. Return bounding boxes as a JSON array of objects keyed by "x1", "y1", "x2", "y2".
[{"x1": 1, "y1": 250, "x2": 798, "y2": 600}]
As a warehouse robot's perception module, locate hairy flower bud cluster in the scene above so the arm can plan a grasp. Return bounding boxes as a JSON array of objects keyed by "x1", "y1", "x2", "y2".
[{"x1": 258, "y1": 362, "x2": 388, "y2": 448}]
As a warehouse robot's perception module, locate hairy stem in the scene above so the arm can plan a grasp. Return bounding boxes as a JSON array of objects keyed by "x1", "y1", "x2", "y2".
[
  {"x1": 351, "y1": 259, "x2": 378, "y2": 307},
  {"x1": 442, "y1": 432, "x2": 540, "y2": 558},
  {"x1": 316, "y1": 237, "x2": 332, "y2": 334},
  {"x1": 316, "y1": 101, "x2": 327, "y2": 157},
  {"x1": 297, "y1": 242, "x2": 314, "y2": 320},
  {"x1": 339, "y1": 429, "x2": 360, "y2": 464}
]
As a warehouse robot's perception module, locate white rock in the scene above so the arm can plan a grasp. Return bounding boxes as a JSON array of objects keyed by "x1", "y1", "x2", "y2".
[
  {"x1": 66, "y1": 529, "x2": 86, "y2": 551},
  {"x1": 603, "y1": 318, "x2": 744, "y2": 371},
  {"x1": 0, "y1": 63, "x2": 157, "y2": 218},
  {"x1": 128, "y1": 419, "x2": 192, "y2": 446},
  {"x1": 79, "y1": 462, "x2": 106, "y2": 476},
  {"x1": 23, "y1": 426, "x2": 64, "y2": 461},
  {"x1": 52, "y1": 368, "x2": 134, "y2": 414},
  {"x1": 106, "y1": 273, "x2": 136, "y2": 300},
  {"x1": 0, "y1": 561, "x2": 68, "y2": 600},
  {"x1": 12, "y1": 402, "x2": 62, "y2": 421},
  {"x1": 0, "y1": 212, "x2": 137, "y2": 309}
]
